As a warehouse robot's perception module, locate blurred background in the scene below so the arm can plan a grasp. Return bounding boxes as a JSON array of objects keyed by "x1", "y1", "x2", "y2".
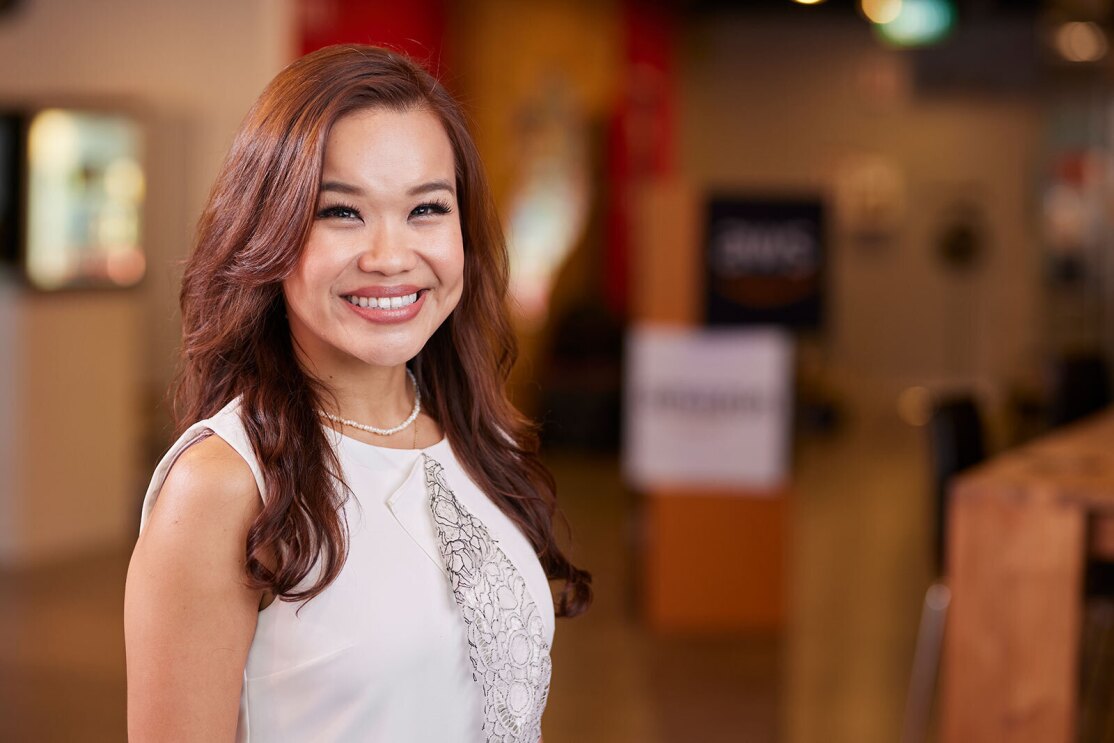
[{"x1": 2, "y1": 0, "x2": 1114, "y2": 741}]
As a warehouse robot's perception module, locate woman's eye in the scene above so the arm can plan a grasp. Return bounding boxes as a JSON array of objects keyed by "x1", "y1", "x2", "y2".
[
  {"x1": 410, "y1": 201, "x2": 453, "y2": 219},
  {"x1": 316, "y1": 204, "x2": 361, "y2": 220}
]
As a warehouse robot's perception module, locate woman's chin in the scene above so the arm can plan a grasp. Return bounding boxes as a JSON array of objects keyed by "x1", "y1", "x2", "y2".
[{"x1": 345, "y1": 347, "x2": 422, "y2": 370}]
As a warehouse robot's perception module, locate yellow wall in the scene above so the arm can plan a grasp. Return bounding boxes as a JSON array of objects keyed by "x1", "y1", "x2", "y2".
[
  {"x1": 451, "y1": 0, "x2": 620, "y2": 209},
  {"x1": 2, "y1": 293, "x2": 141, "y2": 563},
  {"x1": 0, "y1": 0, "x2": 295, "y2": 564},
  {"x1": 450, "y1": 0, "x2": 621, "y2": 412}
]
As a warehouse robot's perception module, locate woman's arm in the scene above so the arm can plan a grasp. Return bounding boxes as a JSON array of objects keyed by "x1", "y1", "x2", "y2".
[{"x1": 124, "y1": 435, "x2": 264, "y2": 742}]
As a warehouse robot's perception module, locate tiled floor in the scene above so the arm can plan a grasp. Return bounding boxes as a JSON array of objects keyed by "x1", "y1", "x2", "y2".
[
  {"x1": 542, "y1": 453, "x2": 782, "y2": 743},
  {"x1": 0, "y1": 548, "x2": 129, "y2": 741},
  {"x1": 544, "y1": 407, "x2": 929, "y2": 743},
  {"x1": 0, "y1": 406, "x2": 931, "y2": 743},
  {"x1": 785, "y1": 413, "x2": 930, "y2": 743}
]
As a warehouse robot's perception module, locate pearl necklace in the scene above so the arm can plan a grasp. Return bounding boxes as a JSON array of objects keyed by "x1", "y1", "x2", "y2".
[{"x1": 318, "y1": 368, "x2": 421, "y2": 436}]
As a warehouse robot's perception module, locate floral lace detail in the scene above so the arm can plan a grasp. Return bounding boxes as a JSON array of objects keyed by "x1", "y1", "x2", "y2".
[{"x1": 425, "y1": 455, "x2": 552, "y2": 743}]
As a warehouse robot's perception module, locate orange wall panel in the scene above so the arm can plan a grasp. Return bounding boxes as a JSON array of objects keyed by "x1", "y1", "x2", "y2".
[{"x1": 644, "y1": 491, "x2": 788, "y2": 632}]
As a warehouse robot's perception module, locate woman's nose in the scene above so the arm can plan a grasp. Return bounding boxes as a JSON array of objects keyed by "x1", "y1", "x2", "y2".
[{"x1": 356, "y1": 223, "x2": 417, "y2": 275}]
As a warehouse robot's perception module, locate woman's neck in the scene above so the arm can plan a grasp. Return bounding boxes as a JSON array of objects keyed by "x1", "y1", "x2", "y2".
[
  {"x1": 318, "y1": 362, "x2": 414, "y2": 427},
  {"x1": 293, "y1": 343, "x2": 443, "y2": 448}
]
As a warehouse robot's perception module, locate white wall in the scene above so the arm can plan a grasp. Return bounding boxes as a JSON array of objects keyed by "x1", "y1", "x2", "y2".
[
  {"x1": 680, "y1": 18, "x2": 1042, "y2": 414},
  {"x1": 0, "y1": 0, "x2": 295, "y2": 564}
]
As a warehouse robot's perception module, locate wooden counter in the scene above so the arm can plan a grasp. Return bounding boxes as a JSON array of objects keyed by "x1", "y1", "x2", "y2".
[{"x1": 941, "y1": 409, "x2": 1114, "y2": 743}]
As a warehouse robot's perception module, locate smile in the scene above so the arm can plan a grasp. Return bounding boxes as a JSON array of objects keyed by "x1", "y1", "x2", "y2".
[{"x1": 342, "y1": 292, "x2": 420, "y2": 310}]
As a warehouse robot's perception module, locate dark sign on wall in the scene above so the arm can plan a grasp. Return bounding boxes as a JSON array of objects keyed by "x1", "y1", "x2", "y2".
[{"x1": 704, "y1": 197, "x2": 825, "y2": 329}]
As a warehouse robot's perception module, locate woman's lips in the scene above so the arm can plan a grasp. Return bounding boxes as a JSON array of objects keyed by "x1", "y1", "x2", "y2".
[{"x1": 340, "y1": 289, "x2": 427, "y2": 324}]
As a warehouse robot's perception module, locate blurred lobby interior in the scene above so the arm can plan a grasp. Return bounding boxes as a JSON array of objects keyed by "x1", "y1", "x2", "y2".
[{"x1": 4, "y1": 0, "x2": 1114, "y2": 741}]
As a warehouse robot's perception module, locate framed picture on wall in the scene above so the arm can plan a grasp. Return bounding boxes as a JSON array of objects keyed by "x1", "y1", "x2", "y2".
[{"x1": 0, "y1": 105, "x2": 146, "y2": 290}]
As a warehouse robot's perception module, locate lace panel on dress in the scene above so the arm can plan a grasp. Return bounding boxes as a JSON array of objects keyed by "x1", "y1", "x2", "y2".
[{"x1": 425, "y1": 455, "x2": 552, "y2": 743}]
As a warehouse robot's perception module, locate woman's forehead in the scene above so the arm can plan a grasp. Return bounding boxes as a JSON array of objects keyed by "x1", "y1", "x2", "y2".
[{"x1": 318, "y1": 108, "x2": 456, "y2": 198}]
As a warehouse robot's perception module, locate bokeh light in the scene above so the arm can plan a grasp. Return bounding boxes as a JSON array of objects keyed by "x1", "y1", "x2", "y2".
[
  {"x1": 1054, "y1": 21, "x2": 1108, "y2": 63},
  {"x1": 873, "y1": 0, "x2": 955, "y2": 47},
  {"x1": 861, "y1": 0, "x2": 903, "y2": 25}
]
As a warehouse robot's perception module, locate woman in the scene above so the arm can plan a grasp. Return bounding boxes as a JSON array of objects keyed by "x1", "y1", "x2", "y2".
[{"x1": 124, "y1": 45, "x2": 591, "y2": 742}]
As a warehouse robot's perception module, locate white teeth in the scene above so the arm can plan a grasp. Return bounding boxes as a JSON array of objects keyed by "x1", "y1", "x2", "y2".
[{"x1": 343, "y1": 292, "x2": 420, "y2": 309}]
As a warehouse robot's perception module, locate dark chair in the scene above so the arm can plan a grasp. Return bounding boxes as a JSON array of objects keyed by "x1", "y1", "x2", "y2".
[
  {"x1": 902, "y1": 394, "x2": 987, "y2": 743},
  {"x1": 1056, "y1": 354, "x2": 1114, "y2": 740},
  {"x1": 1048, "y1": 352, "x2": 1114, "y2": 595},
  {"x1": 926, "y1": 396, "x2": 987, "y2": 574},
  {"x1": 1050, "y1": 353, "x2": 1111, "y2": 428}
]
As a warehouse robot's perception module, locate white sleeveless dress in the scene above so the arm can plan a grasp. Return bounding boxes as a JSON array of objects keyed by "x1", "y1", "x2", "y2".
[{"x1": 138, "y1": 397, "x2": 555, "y2": 743}]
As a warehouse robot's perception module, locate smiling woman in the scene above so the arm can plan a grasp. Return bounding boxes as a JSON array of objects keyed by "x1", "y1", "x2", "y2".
[
  {"x1": 284, "y1": 108, "x2": 465, "y2": 374},
  {"x1": 123, "y1": 45, "x2": 590, "y2": 743}
]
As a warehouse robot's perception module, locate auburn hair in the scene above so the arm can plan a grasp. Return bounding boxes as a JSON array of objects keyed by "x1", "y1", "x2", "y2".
[{"x1": 175, "y1": 45, "x2": 591, "y2": 617}]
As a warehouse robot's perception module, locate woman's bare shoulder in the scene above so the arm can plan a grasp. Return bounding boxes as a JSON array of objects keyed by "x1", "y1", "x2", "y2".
[
  {"x1": 126, "y1": 433, "x2": 263, "y2": 740},
  {"x1": 132, "y1": 432, "x2": 263, "y2": 588},
  {"x1": 149, "y1": 432, "x2": 261, "y2": 532}
]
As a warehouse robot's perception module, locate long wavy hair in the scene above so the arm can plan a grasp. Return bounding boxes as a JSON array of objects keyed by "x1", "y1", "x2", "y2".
[{"x1": 175, "y1": 45, "x2": 591, "y2": 617}]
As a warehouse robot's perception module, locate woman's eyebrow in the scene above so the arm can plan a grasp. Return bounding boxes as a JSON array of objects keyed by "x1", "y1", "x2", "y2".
[
  {"x1": 317, "y1": 179, "x2": 455, "y2": 197},
  {"x1": 407, "y1": 179, "x2": 455, "y2": 197},
  {"x1": 319, "y1": 180, "x2": 363, "y2": 196}
]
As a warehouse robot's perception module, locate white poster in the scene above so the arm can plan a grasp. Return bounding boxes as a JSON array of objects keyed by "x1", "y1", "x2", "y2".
[{"x1": 623, "y1": 326, "x2": 794, "y2": 492}]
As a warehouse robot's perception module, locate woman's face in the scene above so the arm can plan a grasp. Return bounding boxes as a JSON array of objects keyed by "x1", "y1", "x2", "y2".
[{"x1": 283, "y1": 106, "x2": 465, "y2": 375}]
